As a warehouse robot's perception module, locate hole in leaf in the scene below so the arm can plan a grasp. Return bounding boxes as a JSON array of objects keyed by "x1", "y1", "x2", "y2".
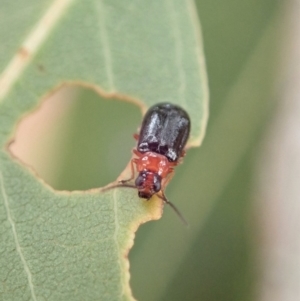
[{"x1": 9, "y1": 85, "x2": 141, "y2": 191}]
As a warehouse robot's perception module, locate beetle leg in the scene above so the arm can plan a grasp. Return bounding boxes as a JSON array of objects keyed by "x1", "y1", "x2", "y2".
[
  {"x1": 161, "y1": 169, "x2": 175, "y2": 191},
  {"x1": 119, "y1": 159, "x2": 137, "y2": 184},
  {"x1": 169, "y1": 161, "x2": 179, "y2": 167},
  {"x1": 132, "y1": 149, "x2": 142, "y2": 157},
  {"x1": 133, "y1": 133, "x2": 139, "y2": 140}
]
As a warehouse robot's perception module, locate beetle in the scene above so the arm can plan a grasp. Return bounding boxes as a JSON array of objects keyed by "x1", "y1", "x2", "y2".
[{"x1": 107, "y1": 102, "x2": 190, "y2": 224}]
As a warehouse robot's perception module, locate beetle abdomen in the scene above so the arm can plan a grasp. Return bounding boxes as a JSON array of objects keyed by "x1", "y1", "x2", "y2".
[{"x1": 137, "y1": 103, "x2": 190, "y2": 162}]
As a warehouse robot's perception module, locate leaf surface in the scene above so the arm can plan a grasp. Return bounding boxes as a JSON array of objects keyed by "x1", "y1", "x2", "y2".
[{"x1": 0, "y1": 0, "x2": 208, "y2": 300}]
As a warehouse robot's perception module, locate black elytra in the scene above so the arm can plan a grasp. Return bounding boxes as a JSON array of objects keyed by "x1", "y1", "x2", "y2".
[{"x1": 137, "y1": 103, "x2": 191, "y2": 162}]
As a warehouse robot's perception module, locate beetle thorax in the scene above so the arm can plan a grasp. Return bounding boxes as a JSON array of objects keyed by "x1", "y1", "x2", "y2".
[{"x1": 136, "y1": 152, "x2": 170, "y2": 177}]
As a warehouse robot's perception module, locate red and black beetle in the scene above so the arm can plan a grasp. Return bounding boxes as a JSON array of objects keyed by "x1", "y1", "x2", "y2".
[{"x1": 108, "y1": 102, "x2": 190, "y2": 223}]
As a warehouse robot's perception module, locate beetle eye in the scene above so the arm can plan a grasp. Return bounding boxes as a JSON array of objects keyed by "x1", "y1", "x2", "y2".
[
  {"x1": 153, "y1": 174, "x2": 161, "y2": 193},
  {"x1": 153, "y1": 181, "x2": 161, "y2": 193},
  {"x1": 135, "y1": 174, "x2": 145, "y2": 188}
]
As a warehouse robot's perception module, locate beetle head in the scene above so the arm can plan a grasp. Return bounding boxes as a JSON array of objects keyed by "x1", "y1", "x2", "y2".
[{"x1": 135, "y1": 170, "x2": 161, "y2": 200}]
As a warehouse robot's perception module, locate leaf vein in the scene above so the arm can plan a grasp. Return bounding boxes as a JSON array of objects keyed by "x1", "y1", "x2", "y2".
[
  {"x1": 0, "y1": 171, "x2": 37, "y2": 301},
  {"x1": 96, "y1": 0, "x2": 116, "y2": 91},
  {"x1": 0, "y1": 0, "x2": 74, "y2": 102},
  {"x1": 112, "y1": 189, "x2": 124, "y2": 298},
  {"x1": 166, "y1": 0, "x2": 186, "y2": 105}
]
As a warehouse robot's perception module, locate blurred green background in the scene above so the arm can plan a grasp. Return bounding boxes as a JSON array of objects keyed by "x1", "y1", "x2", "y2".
[{"x1": 13, "y1": 0, "x2": 283, "y2": 300}]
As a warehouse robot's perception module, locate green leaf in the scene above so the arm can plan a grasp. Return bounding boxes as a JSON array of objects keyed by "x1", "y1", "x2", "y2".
[{"x1": 0, "y1": 1, "x2": 208, "y2": 300}]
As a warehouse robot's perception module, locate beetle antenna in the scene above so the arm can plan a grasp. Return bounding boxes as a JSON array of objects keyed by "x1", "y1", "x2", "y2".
[
  {"x1": 102, "y1": 182, "x2": 136, "y2": 192},
  {"x1": 103, "y1": 184, "x2": 188, "y2": 226},
  {"x1": 158, "y1": 193, "x2": 189, "y2": 227}
]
